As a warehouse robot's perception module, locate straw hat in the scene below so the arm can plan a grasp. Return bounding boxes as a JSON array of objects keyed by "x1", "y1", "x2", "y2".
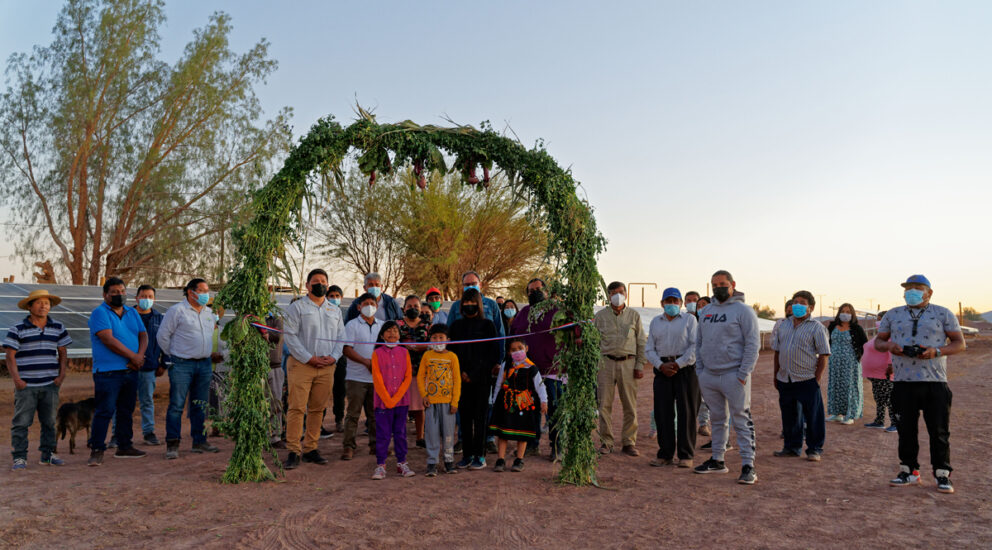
[{"x1": 18, "y1": 289, "x2": 62, "y2": 310}]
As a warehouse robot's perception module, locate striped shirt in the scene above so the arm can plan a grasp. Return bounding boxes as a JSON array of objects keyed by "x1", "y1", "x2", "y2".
[
  {"x1": 771, "y1": 317, "x2": 830, "y2": 382},
  {"x1": 3, "y1": 316, "x2": 72, "y2": 386}
]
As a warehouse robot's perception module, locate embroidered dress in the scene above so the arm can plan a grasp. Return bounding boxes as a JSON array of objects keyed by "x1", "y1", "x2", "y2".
[
  {"x1": 489, "y1": 362, "x2": 543, "y2": 441},
  {"x1": 827, "y1": 329, "x2": 863, "y2": 419}
]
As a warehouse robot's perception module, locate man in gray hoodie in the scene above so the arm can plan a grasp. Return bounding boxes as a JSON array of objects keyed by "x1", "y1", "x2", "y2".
[{"x1": 693, "y1": 270, "x2": 760, "y2": 484}]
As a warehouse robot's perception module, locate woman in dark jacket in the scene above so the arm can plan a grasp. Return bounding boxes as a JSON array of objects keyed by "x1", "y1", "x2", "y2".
[
  {"x1": 448, "y1": 288, "x2": 500, "y2": 470},
  {"x1": 826, "y1": 303, "x2": 867, "y2": 424}
]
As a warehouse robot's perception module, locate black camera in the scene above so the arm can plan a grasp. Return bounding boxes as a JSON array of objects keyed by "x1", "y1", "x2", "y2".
[{"x1": 903, "y1": 345, "x2": 927, "y2": 358}]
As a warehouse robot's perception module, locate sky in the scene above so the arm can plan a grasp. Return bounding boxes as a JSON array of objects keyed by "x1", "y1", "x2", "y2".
[{"x1": 1, "y1": 1, "x2": 990, "y2": 315}]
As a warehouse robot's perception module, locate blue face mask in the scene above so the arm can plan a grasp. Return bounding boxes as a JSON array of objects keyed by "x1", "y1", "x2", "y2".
[
  {"x1": 464, "y1": 284, "x2": 480, "y2": 292},
  {"x1": 904, "y1": 289, "x2": 925, "y2": 306},
  {"x1": 138, "y1": 298, "x2": 154, "y2": 311},
  {"x1": 329, "y1": 298, "x2": 341, "y2": 306},
  {"x1": 685, "y1": 302, "x2": 697, "y2": 313},
  {"x1": 368, "y1": 286, "x2": 382, "y2": 298},
  {"x1": 663, "y1": 304, "x2": 680, "y2": 317},
  {"x1": 791, "y1": 304, "x2": 808, "y2": 318},
  {"x1": 503, "y1": 308, "x2": 516, "y2": 319},
  {"x1": 196, "y1": 292, "x2": 210, "y2": 306}
]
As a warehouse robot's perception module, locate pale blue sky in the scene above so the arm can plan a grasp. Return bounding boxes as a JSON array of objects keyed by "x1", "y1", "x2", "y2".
[{"x1": 2, "y1": 1, "x2": 990, "y2": 313}]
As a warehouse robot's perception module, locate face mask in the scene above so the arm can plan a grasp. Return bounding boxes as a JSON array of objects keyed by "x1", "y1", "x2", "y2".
[
  {"x1": 791, "y1": 304, "x2": 808, "y2": 318},
  {"x1": 685, "y1": 302, "x2": 697, "y2": 313},
  {"x1": 528, "y1": 290, "x2": 544, "y2": 306},
  {"x1": 196, "y1": 292, "x2": 210, "y2": 306},
  {"x1": 138, "y1": 298, "x2": 154, "y2": 310},
  {"x1": 368, "y1": 286, "x2": 382, "y2": 298},
  {"x1": 503, "y1": 308, "x2": 517, "y2": 319},
  {"x1": 510, "y1": 350, "x2": 528, "y2": 364},
  {"x1": 904, "y1": 289, "x2": 925, "y2": 306},
  {"x1": 404, "y1": 307, "x2": 420, "y2": 319},
  {"x1": 712, "y1": 287, "x2": 730, "y2": 302},
  {"x1": 610, "y1": 293, "x2": 625, "y2": 308},
  {"x1": 109, "y1": 294, "x2": 125, "y2": 308},
  {"x1": 664, "y1": 304, "x2": 680, "y2": 317},
  {"x1": 385, "y1": 342, "x2": 398, "y2": 348},
  {"x1": 310, "y1": 283, "x2": 327, "y2": 298},
  {"x1": 838, "y1": 313, "x2": 852, "y2": 322},
  {"x1": 329, "y1": 298, "x2": 342, "y2": 306},
  {"x1": 430, "y1": 343, "x2": 447, "y2": 352},
  {"x1": 419, "y1": 313, "x2": 431, "y2": 323},
  {"x1": 361, "y1": 304, "x2": 377, "y2": 318},
  {"x1": 462, "y1": 304, "x2": 480, "y2": 316},
  {"x1": 428, "y1": 300, "x2": 441, "y2": 311},
  {"x1": 463, "y1": 284, "x2": 480, "y2": 292}
]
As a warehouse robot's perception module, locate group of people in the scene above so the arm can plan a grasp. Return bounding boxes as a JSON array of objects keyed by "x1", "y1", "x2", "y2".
[{"x1": 4, "y1": 269, "x2": 964, "y2": 494}]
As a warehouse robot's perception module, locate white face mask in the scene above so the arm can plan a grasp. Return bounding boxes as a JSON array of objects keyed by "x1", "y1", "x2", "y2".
[
  {"x1": 361, "y1": 305, "x2": 377, "y2": 318},
  {"x1": 610, "y1": 293, "x2": 626, "y2": 308},
  {"x1": 839, "y1": 313, "x2": 852, "y2": 323},
  {"x1": 431, "y1": 343, "x2": 446, "y2": 352},
  {"x1": 385, "y1": 342, "x2": 398, "y2": 348}
]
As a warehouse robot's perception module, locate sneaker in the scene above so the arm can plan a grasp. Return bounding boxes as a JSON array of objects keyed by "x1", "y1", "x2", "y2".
[
  {"x1": 88, "y1": 450, "x2": 104, "y2": 467},
  {"x1": 825, "y1": 415, "x2": 840, "y2": 422},
  {"x1": 863, "y1": 421, "x2": 885, "y2": 429},
  {"x1": 12, "y1": 458, "x2": 27, "y2": 470},
  {"x1": 107, "y1": 437, "x2": 118, "y2": 449},
  {"x1": 39, "y1": 454, "x2": 65, "y2": 466},
  {"x1": 649, "y1": 457, "x2": 674, "y2": 467},
  {"x1": 397, "y1": 462, "x2": 415, "y2": 477},
  {"x1": 486, "y1": 440, "x2": 498, "y2": 454},
  {"x1": 511, "y1": 458, "x2": 525, "y2": 472},
  {"x1": 806, "y1": 452, "x2": 822, "y2": 462},
  {"x1": 114, "y1": 446, "x2": 147, "y2": 459},
  {"x1": 737, "y1": 465, "x2": 757, "y2": 485},
  {"x1": 341, "y1": 447, "x2": 354, "y2": 461},
  {"x1": 493, "y1": 458, "x2": 506, "y2": 472},
  {"x1": 773, "y1": 449, "x2": 802, "y2": 458},
  {"x1": 935, "y1": 470, "x2": 954, "y2": 494},
  {"x1": 320, "y1": 427, "x2": 334, "y2": 440},
  {"x1": 191, "y1": 442, "x2": 220, "y2": 454},
  {"x1": 453, "y1": 440, "x2": 463, "y2": 454},
  {"x1": 455, "y1": 457, "x2": 472, "y2": 469},
  {"x1": 165, "y1": 441, "x2": 179, "y2": 460},
  {"x1": 698, "y1": 424, "x2": 711, "y2": 437},
  {"x1": 885, "y1": 425, "x2": 898, "y2": 433},
  {"x1": 284, "y1": 452, "x2": 300, "y2": 470},
  {"x1": 469, "y1": 456, "x2": 486, "y2": 470},
  {"x1": 416, "y1": 439, "x2": 427, "y2": 449},
  {"x1": 425, "y1": 463, "x2": 438, "y2": 477},
  {"x1": 301, "y1": 450, "x2": 328, "y2": 465},
  {"x1": 840, "y1": 417, "x2": 855, "y2": 425},
  {"x1": 444, "y1": 461, "x2": 458, "y2": 474},
  {"x1": 889, "y1": 466, "x2": 922, "y2": 487},
  {"x1": 143, "y1": 433, "x2": 161, "y2": 446},
  {"x1": 693, "y1": 458, "x2": 728, "y2": 474},
  {"x1": 371, "y1": 465, "x2": 386, "y2": 480}
]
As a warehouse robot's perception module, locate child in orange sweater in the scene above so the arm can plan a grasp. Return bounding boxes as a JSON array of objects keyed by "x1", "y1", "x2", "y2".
[{"x1": 371, "y1": 322, "x2": 415, "y2": 480}]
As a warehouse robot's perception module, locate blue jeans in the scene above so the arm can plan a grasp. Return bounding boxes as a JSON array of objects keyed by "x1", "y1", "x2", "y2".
[
  {"x1": 89, "y1": 370, "x2": 139, "y2": 451},
  {"x1": 11, "y1": 384, "x2": 59, "y2": 460},
  {"x1": 138, "y1": 370, "x2": 156, "y2": 435},
  {"x1": 778, "y1": 378, "x2": 825, "y2": 455},
  {"x1": 166, "y1": 358, "x2": 212, "y2": 444}
]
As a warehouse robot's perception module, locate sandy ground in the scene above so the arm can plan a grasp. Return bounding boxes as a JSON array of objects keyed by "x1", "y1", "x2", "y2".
[{"x1": 0, "y1": 340, "x2": 990, "y2": 549}]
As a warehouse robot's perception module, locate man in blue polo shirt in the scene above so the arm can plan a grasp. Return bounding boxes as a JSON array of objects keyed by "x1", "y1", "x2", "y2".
[
  {"x1": 4, "y1": 289, "x2": 72, "y2": 470},
  {"x1": 88, "y1": 277, "x2": 148, "y2": 466}
]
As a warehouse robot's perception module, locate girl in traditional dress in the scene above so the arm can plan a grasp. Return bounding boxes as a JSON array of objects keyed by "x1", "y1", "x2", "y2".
[{"x1": 488, "y1": 339, "x2": 547, "y2": 472}]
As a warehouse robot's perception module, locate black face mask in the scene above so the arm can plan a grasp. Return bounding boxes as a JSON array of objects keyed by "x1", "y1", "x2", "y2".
[
  {"x1": 528, "y1": 290, "x2": 544, "y2": 306},
  {"x1": 405, "y1": 307, "x2": 420, "y2": 320},
  {"x1": 712, "y1": 287, "x2": 731, "y2": 302},
  {"x1": 419, "y1": 313, "x2": 431, "y2": 324},
  {"x1": 461, "y1": 304, "x2": 480, "y2": 317},
  {"x1": 109, "y1": 294, "x2": 125, "y2": 308},
  {"x1": 310, "y1": 284, "x2": 327, "y2": 298}
]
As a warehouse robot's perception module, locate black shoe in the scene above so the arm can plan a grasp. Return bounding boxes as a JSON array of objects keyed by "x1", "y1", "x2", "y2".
[
  {"x1": 191, "y1": 442, "x2": 219, "y2": 454},
  {"x1": 737, "y1": 464, "x2": 757, "y2": 485},
  {"x1": 320, "y1": 427, "x2": 334, "y2": 440},
  {"x1": 773, "y1": 448, "x2": 802, "y2": 458},
  {"x1": 701, "y1": 440, "x2": 712, "y2": 449},
  {"x1": 493, "y1": 458, "x2": 506, "y2": 472},
  {"x1": 165, "y1": 441, "x2": 179, "y2": 460},
  {"x1": 486, "y1": 440, "x2": 498, "y2": 454},
  {"x1": 936, "y1": 475, "x2": 954, "y2": 494},
  {"x1": 284, "y1": 452, "x2": 300, "y2": 470},
  {"x1": 425, "y1": 463, "x2": 438, "y2": 477},
  {"x1": 453, "y1": 440, "x2": 463, "y2": 454},
  {"x1": 143, "y1": 433, "x2": 161, "y2": 446},
  {"x1": 87, "y1": 449, "x2": 104, "y2": 467},
  {"x1": 511, "y1": 458, "x2": 525, "y2": 472},
  {"x1": 524, "y1": 446, "x2": 540, "y2": 457},
  {"x1": 114, "y1": 446, "x2": 147, "y2": 459},
  {"x1": 693, "y1": 458, "x2": 729, "y2": 474},
  {"x1": 444, "y1": 461, "x2": 457, "y2": 474},
  {"x1": 416, "y1": 438, "x2": 427, "y2": 448},
  {"x1": 302, "y1": 450, "x2": 328, "y2": 465}
]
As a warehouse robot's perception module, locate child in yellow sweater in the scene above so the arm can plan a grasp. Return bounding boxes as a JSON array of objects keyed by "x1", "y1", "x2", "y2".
[{"x1": 417, "y1": 325, "x2": 461, "y2": 476}]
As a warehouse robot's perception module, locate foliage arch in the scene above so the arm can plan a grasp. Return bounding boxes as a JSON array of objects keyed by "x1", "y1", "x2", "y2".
[{"x1": 217, "y1": 111, "x2": 605, "y2": 485}]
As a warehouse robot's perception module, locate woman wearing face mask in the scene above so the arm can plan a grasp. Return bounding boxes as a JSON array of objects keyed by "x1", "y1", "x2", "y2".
[
  {"x1": 501, "y1": 299, "x2": 518, "y2": 338},
  {"x1": 398, "y1": 295, "x2": 430, "y2": 447},
  {"x1": 448, "y1": 288, "x2": 501, "y2": 470},
  {"x1": 826, "y1": 303, "x2": 867, "y2": 424}
]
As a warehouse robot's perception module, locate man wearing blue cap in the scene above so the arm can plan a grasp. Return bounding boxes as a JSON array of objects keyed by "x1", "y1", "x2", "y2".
[
  {"x1": 875, "y1": 275, "x2": 965, "y2": 494},
  {"x1": 646, "y1": 288, "x2": 700, "y2": 468}
]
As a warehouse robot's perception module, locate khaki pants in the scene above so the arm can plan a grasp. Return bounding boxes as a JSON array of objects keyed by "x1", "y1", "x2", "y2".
[
  {"x1": 286, "y1": 356, "x2": 334, "y2": 454},
  {"x1": 342, "y1": 380, "x2": 375, "y2": 451},
  {"x1": 597, "y1": 356, "x2": 638, "y2": 449}
]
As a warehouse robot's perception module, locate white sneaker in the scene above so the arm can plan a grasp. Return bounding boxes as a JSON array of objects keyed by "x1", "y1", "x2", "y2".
[
  {"x1": 371, "y1": 465, "x2": 386, "y2": 480},
  {"x1": 889, "y1": 465, "x2": 922, "y2": 487},
  {"x1": 397, "y1": 462, "x2": 415, "y2": 477},
  {"x1": 840, "y1": 417, "x2": 855, "y2": 425}
]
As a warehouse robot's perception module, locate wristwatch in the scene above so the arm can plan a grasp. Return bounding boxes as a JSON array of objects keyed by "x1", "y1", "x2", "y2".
[{"x1": 935, "y1": 347, "x2": 942, "y2": 357}]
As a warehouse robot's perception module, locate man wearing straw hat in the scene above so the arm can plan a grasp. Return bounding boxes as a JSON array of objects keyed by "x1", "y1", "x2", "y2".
[{"x1": 4, "y1": 289, "x2": 72, "y2": 470}]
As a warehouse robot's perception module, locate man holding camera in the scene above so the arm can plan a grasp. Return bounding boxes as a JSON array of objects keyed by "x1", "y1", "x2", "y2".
[{"x1": 875, "y1": 275, "x2": 965, "y2": 494}]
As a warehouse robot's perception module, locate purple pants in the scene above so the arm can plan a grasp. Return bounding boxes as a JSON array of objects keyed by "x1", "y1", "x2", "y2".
[{"x1": 375, "y1": 406, "x2": 409, "y2": 465}]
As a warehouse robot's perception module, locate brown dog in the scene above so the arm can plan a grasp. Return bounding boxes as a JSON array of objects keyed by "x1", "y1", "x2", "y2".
[{"x1": 56, "y1": 398, "x2": 96, "y2": 454}]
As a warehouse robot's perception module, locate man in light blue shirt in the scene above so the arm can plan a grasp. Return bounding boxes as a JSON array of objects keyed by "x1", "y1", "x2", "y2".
[
  {"x1": 446, "y1": 271, "x2": 505, "y2": 363},
  {"x1": 341, "y1": 293, "x2": 385, "y2": 460}
]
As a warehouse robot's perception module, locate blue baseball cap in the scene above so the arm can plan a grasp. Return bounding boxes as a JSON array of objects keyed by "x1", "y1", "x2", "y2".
[
  {"x1": 662, "y1": 287, "x2": 682, "y2": 301},
  {"x1": 901, "y1": 274, "x2": 931, "y2": 289}
]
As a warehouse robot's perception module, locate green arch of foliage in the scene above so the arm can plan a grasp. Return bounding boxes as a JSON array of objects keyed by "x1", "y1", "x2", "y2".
[{"x1": 216, "y1": 111, "x2": 605, "y2": 485}]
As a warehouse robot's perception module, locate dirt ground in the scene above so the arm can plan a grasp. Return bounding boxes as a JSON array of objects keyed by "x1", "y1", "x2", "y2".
[{"x1": 0, "y1": 340, "x2": 990, "y2": 549}]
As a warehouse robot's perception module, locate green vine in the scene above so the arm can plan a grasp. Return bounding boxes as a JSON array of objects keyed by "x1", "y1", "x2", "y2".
[{"x1": 216, "y1": 110, "x2": 606, "y2": 484}]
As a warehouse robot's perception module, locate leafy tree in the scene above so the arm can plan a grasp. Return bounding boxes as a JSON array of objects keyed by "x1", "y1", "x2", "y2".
[
  {"x1": 753, "y1": 302, "x2": 776, "y2": 320},
  {"x1": 0, "y1": 0, "x2": 290, "y2": 285},
  {"x1": 963, "y1": 306, "x2": 983, "y2": 322}
]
